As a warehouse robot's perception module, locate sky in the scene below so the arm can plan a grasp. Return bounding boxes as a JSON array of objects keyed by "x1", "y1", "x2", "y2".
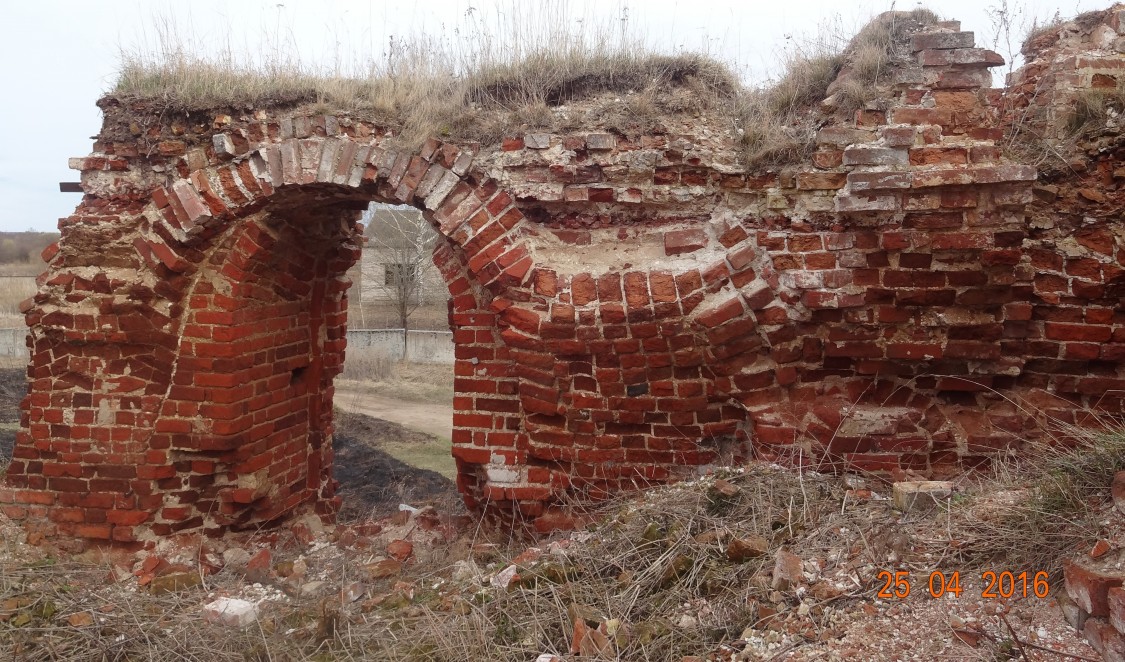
[{"x1": 0, "y1": 0, "x2": 1108, "y2": 232}]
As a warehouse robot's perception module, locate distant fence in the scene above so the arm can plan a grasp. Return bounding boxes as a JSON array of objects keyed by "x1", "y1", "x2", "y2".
[
  {"x1": 0, "y1": 328, "x2": 26, "y2": 357},
  {"x1": 0, "y1": 329, "x2": 454, "y2": 365}
]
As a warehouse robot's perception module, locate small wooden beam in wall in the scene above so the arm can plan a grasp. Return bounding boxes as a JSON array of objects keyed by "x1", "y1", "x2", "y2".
[{"x1": 59, "y1": 182, "x2": 82, "y2": 192}]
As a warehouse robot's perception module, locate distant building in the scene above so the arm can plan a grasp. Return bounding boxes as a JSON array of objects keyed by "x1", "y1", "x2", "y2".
[{"x1": 351, "y1": 205, "x2": 447, "y2": 306}]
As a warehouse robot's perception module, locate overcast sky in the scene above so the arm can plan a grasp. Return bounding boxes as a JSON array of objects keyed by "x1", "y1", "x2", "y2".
[{"x1": 0, "y1": 0, "x2": 1106, "y2": 232}]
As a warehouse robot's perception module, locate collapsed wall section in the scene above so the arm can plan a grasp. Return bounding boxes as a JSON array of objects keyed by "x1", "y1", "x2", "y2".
[{"x1": 0, "y1": 8, "x2": 1122, "y2": 543}]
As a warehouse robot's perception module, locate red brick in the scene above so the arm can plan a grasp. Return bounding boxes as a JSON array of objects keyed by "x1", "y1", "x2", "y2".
[
  {"x1": 697, "y1": 296, "x2": 745, "y2": 327},
  {"x1": 503, "y1": 307, "x2": 541, "y2": 335},
  {"x1": 623, "y1": 272, "x2": 650, "y2": 309},
  {"x1": 795, "y1": 172, "x2": 846, "y2": 190},
  {"x1": 1066, "y1": 558, "x2": 1125, "y2": 617},
  {"x1": 664, "y1": 228, "x2": 708, "y2": 256},
  {"x1": 1045, "y1": 323, "x2": 1111, "y2": 342}
]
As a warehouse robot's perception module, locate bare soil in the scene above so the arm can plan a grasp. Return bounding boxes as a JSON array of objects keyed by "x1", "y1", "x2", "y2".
[
  {"x1": 333, "y1": 381, "x2": 453, "y2": 440},
  {"x1": 0, "y1": 368, "x2": 25, "y2": 464},
  {"x1": 332, "y1": 408, "x2": 461, "y2": 520}
]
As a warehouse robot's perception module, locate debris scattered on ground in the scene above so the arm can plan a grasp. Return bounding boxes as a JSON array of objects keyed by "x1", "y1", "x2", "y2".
[{"x1": 0, "y1": 460, "x2": 1103, "y2": 660}]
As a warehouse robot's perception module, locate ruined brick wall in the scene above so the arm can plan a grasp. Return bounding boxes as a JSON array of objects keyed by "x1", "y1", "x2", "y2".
[{"x1": 1, "y1": 9, "x2": 1122, "y2": 543}]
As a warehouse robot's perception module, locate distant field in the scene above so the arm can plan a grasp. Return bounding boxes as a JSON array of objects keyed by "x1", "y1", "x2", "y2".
[{"x1": 0, "y1": 277, "x2": 36, "y2": 328}]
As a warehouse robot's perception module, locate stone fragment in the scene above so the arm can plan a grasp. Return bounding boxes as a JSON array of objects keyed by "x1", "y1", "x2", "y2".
[
  {"x1": 212, "y1": 134, "x2": 237, "y2": 158},
  {"x1": 221, "y1": 547, "x2": 251, "y2": 568},
  {"x1": 842, "y1": 147, "x2": 908, "y2": 166},
  {"x1": 491, "y1": 564, "x2": 519, "y2": 589},
  {"x1": 149, "y1": 571, "x2": 202, "y2": 595},
  {"x1": 710, "y1": 479, "x2": 740, "y2": 498},
  {"x1": 1079, "y1": 188, "x2": 1108, "y2": 203},
  {"x1": 771, "y1": 550, "x2": 804, "y2": 590},
  {"x1": 524, "y1": 133, "x2": 552, "y2": 149},
  {"x1": 245, "y1": 548, "x2": 272, "y2": 582},
  {"x1": 1084, "y1": 617, "x2": 1125, "y2": 662},
  {"x1": 951, "y1": 624, "x2": 983, "y2": 648},
  {"x1": 816, "y1": 127, "x2": 875, "y2": 146},
  {"x1": 1110, "y1": 587, "x2": 1125, "y2": 634},
  {"x1": 203, "y1": 597, "x2": 259, "y2": 627},
  {"x1": 364, "y1": 558, "x2": 402, "y2": 580},
  {"x1": 727, "y1": 536, "x2": 769, "y2": 562},
  {"x1": 586, "y1": 133, "x2": 616, "y2": 150},
  {"x1": 892, "y1": 480, "x2": 953, "y2": 512},
  {"x1": 1058, "y1": 587, "x2": 1089, "y2": 631},
  {"x1": 881, "y1": 126, "x2": 916, "y2": 147},
  {"x1": 386, "y1": 539, "x2": 413, "y2": 561},
  {"x1": 1113, "y1": 472, "x2": 1125, "y2": 517},
  {"x1": 848, "y1": 172, "x2": 912, "y2": 191},
  {"x1": 471, "y1": 543, "x2": 500, "y2": 561},
  {"x1": 1066, "y1": 557, "x2": 1125, "y2": 617},
  {"x1": 512, "y1": 546, "x2": 543, "y2": 565},
  {"x1": 835, "y1": 193, "x2": 899, "y2": 212},
  {"x1": 299, "y1": 580, "x2": 326, "y2": 597},
  {"x1": 341, "y1": 581, "x2": 366, "y2": 603},
  {"x1": 919, "y1": 48, "x2": 1004, "y2": 68},
  {"x1": 796, "y1": 172, "x2": 847, "y2": 190},
  {"x1": 911, "y1": 32, "x2": 975, "y2": 51}
]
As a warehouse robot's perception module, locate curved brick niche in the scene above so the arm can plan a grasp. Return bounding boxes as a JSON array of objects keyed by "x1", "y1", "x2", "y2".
[
  {"x1": 0, "y1": 124, "x2": 519, "y2": 543},
  {"x1": 2, "y1": 11, "x2": 1124, "y2": 544}
]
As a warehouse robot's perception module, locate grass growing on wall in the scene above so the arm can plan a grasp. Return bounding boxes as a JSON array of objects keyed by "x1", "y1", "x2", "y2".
[{"x1": 114, "y1": 3, "x2": 943, "y2": 168}]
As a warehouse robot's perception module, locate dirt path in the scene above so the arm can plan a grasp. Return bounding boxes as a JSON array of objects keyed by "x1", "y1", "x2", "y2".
[{"x1": 333, "y1": 380, "x2": 453, "y2": 442}]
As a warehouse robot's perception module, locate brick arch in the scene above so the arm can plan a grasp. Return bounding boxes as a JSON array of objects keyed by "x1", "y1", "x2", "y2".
[{"x1": 1, "y1": 129, "x2": 540, "y2": 542}]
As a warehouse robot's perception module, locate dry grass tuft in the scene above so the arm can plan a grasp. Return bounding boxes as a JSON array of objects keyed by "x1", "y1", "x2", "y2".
[
  {"x1": 826, "y1": 9, "x2": 940, "y2": 116},
  {"x1": 339, "y1": 348, "x2": 453, "y2": 404},
  {"x1": 114, "y1": 5, "x2": 736, "y2": 149},
  {"x1": 1066, "y1": 81, "x2": 1125, "y2": 135},
  {"x1": 465, "y1": 52, "x2": 736, "y2": 109},
  {"x1": 918, "y1": 418, "x2": 1125, "y2": 573},
  {"x1": 730, "y1": 9, "x2": 939, "y2": 168}
]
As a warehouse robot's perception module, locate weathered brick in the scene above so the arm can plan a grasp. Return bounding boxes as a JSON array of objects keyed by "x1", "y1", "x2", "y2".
[
  {"x1": 847, "y1": 172, "x2": 912, "y2": 191},
  {"x1": 796, "y1": 172, "x2": 846, "y2": 190},
  {"x1": 919, "y1": 48, "x2": 1004, "y2": 68},
  {"x1": 664, "y1": 228, "x2": 708, "y2": 255},
  {"x1": 912, "y1": 31, "x2": 976, "y2": 51},
  {"x1": 842, "y1": 147, "x2": 908, "y2": 166}
]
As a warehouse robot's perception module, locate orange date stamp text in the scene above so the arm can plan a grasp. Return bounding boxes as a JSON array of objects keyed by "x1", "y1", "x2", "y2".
[{"x1": 875, "y1": 570, "x2": 1050, "y2": 599}]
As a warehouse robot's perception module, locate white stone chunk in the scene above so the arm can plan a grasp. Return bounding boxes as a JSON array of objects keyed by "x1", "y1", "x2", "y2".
[
  {"x1": 892, "y1": 481, "x2": 954, "y2": 513},
  {"x1": 203, "y1": 598, "x2": 258, "y2": 627}
]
